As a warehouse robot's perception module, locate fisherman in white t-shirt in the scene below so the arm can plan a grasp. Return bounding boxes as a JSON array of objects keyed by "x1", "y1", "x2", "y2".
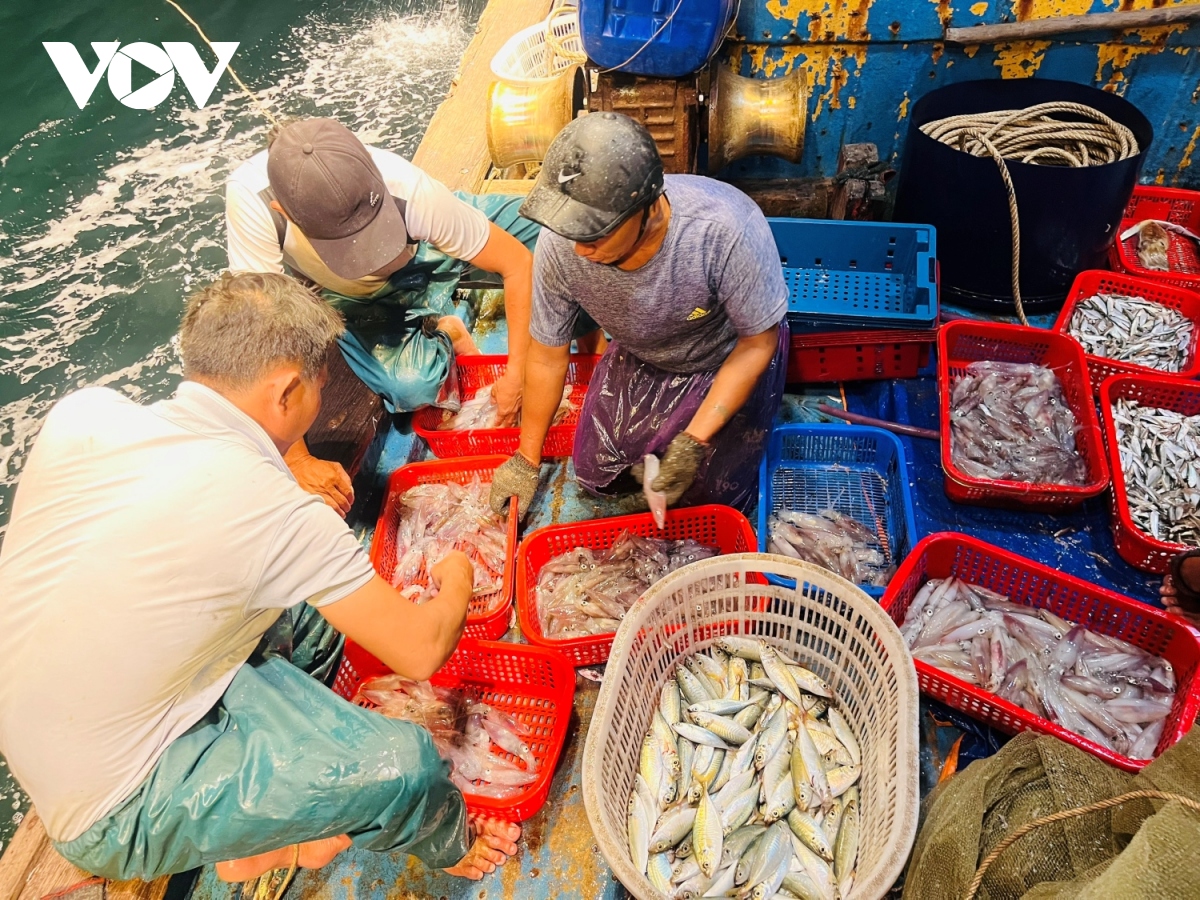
[
  {"x1": 0, "y1": 272, "x2": 520, "y2": 884},
  {"x1": 226, "y1": 118, "x2": 556, "y2": 515}
]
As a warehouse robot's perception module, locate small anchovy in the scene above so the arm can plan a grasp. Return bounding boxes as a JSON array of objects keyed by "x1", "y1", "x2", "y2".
[
  {"x1": 1113, "y1": 398, "x2": 1200, "y2": 547},
  {"x1": 1066, "y1": 291, "x2": 1193, "y2": 374}
]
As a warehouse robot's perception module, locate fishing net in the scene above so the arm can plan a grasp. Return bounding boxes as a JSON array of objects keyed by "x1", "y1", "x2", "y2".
[{"x1": 903, "y1": 727, "x2": 1200, "y2": 900}]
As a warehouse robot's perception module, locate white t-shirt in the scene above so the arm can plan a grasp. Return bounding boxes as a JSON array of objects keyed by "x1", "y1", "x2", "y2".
[
  {"x1": 226, "y1": 146, "x2": 490, "y2": 292},
  {"x1": 0, "y1": 383, "x2": 375, "y2": 841}
]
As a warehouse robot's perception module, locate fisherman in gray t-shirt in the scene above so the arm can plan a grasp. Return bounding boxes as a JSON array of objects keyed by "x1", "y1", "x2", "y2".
[{"x1": 489, "y1": 113, "x2": 788, "y2": 516}]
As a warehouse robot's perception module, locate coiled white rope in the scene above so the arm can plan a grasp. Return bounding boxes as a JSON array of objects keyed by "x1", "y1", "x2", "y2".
[{"x1": 920, "y1": 102, "x2": 1139, "y2": 325}]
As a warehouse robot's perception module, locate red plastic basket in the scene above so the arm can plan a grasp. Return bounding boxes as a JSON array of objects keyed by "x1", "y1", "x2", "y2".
[
  {"x1": 938, "y1": 320, "x2": 1110, "y2": 511},
  {"x1": 881, "y1": 532, "x2": 1200, "y2": 772},
  {"x1": 413, "y1": 354, "x2": 600, "y2": 458},
  {"x1": 370, "y1": 456, "x2": 517, "y2": 640},
  {"x1": 786, "y1": 328, "x2": 935, "y2": 383},
  {"x1": 331, "y1": 638, "x2": 576, "y2": 821},
  {"x1": 1110, "y1": 186, "x2": 1200, "y2": 289},
  {"x1": 515, "y1": 505, "x2": 757, "y2": 667},
  {"x1": 1052, "y1": 270, "x2": 1200, "y2": 392},
  {"x1": 1098, "y1": 373, "x2": 1200, "y2": 574}
]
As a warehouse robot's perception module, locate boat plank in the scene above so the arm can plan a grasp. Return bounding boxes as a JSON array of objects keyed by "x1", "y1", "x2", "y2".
[
  {"x1": 412, "y1": 0, "x2": 552, "y2": 192},
  {"x1": 0, "y1": 811, "x2": 169, "y2": 900}
]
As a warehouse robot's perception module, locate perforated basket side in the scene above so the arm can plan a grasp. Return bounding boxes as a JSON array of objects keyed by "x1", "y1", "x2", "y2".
[
  {"x1": 582, "y1": 554, "x2": 920, "y2": 900},
  {"x1": 1052, "y1": 269, "x2": 1200, "y2": 390},
  {"x1": 489, "y1": 14, "x2": 584, "y2": 84},
  {"x1": 881, "y1": 533, "x2": 1200, "y2": 772},
  {"x1": 769, "y1": 218, "x2": 938, "y2": 328}
]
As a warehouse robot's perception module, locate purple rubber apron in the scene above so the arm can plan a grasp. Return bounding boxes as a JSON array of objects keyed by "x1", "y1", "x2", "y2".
[{"x1": 572, "y1": 320, "x2": 789, "y2": 513}]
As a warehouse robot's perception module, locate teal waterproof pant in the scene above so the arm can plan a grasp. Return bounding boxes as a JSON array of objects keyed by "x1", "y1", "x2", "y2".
[
  {"x1": 54, "y1": 606, "x2": 470, "y2": 880},
  {"x1": 329, "y1": 193, "x2": 540, "y2": 414}
]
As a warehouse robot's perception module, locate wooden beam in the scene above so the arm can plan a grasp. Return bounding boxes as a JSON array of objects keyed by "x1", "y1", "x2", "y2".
[
  {"x1": 0, "y1": 810, "x2": 169, "y2": 900},
  {"x1": 412, "y1": 0, "x2": 555, "y2": 192},
  {"x1": 727, "y1": 178, "x2": 832, "y2": 219},
  {"x1": 481, "y1": 178, "x2": 537, "y2": 195},
  {"x1": 945, "y1": 6, "x2": 1200, "y2": 44}
]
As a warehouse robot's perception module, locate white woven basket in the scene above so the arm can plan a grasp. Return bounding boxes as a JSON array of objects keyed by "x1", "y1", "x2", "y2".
[
  {"x1": 490, "y1": 11, "x2": 585, "y2": 85},
  {"x1": 582, "y1": 553, "x2": 920, "y2": 900}
]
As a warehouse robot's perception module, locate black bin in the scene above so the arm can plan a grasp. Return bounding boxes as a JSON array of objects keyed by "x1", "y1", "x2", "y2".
[{"x1": 894, "y1": 79, "x2": 1152, "y2": 316}]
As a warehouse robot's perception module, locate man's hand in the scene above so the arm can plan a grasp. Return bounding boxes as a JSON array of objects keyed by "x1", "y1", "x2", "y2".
[
  {"x1": 489, "y1": 453, "x2": 540, "y2": 517},
  {"x1": 288, "y1": 451, "x2": 354, "y2": 516},
  {"x1": 431, "y1": 551, "x2": 474, "y2": 596},
  {"x1": 443, "y1": 817, "x2": 522, "y2": 880},
  {"x1": 651, "y1": 432, "x2": 708, "y2": 506},
  {"x1": 491, "y1": 370, "x2": 523, "y2": 428}
]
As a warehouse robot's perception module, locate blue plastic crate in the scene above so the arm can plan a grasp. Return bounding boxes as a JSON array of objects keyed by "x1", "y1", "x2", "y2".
[
  {"x1": 768, "y1": 218, "x2": 938, "y2": 330},
  {"x1": 579, "y1": 0, "x2": 735, "y2": 77},
  {"x1": 756, "y1": 423, "x2": 919, "y2": 599}
]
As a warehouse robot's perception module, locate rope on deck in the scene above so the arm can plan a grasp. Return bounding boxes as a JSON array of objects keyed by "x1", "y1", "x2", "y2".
[
  {"x1": 920, "y1": 103, "x2": 1139, "y2": 326},
  {"x1": 965, "y1": 788, "x2": 1200, "y2": 900}
]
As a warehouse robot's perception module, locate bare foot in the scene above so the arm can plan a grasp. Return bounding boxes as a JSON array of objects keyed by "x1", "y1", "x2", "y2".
[
  {"x1": 438, "y1": 316, "x2": 481, "y2": 356},
  {"x1": 443, "y1": 816, "x2": 522, "y2": 880},
  {"x1": 215, "y1": 834, "x2": 352, "y2": 882},
  {"x1": 1161, "y1": 575, "x2": 1200, "y2": 627}
]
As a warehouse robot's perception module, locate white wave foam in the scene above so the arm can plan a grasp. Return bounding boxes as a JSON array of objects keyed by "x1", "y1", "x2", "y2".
[{"x1": 0, "y1": 1, "x2": 474, "y2": 505}]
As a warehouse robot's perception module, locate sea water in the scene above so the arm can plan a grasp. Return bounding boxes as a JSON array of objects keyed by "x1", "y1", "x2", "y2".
[{"x1": 0, "y1": 0, "x2": 481, "y2": 853}]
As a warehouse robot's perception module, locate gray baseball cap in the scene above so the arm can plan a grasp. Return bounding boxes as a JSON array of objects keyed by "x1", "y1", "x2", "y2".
[{"x1": 267, "y1": 118, "x2": 409, "y2": 280}]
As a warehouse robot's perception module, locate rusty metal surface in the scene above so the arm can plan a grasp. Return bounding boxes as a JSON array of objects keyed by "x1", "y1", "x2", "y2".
[
  {"x1": 592, "y1": 73, "x2": 700, "y2": 173},
  {"x1": 721, "y1": 0, "x2": 1200, "y2": 188}
]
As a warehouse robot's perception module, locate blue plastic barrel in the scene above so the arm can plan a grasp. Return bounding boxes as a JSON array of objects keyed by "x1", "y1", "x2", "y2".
[{"x1": 579, "y1": 0, "x2": 735, "y2": 78}]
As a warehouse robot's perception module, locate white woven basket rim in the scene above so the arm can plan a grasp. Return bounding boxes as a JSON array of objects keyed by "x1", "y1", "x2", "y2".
[
  {"x1": 582, "y1": 552, "x2": 920, "y2": 900},
  {"x1": 489, "y1": 18, "x2": 582, "y2": 85}
]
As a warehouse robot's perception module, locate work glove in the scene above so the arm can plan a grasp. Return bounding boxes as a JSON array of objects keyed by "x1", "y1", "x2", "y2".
[
  {"x1": 651, "y1": 432, "x2": 708, "y2": 506},
  {"x1": 489, "y1": 452, "x2": 540, "y2": 518}
]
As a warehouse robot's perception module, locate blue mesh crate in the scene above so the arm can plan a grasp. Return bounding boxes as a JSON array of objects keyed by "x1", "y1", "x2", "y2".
[
  {"x1": 756, "y1": 423, "x2": 919, "y2": 598},
  {"x1": 768, "y1": 218, "x2": 938, "y2": 330}
]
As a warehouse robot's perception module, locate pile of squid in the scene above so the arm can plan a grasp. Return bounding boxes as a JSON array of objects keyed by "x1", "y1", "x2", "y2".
[
  {"x1": 949, "y1": 360, "x2": 1088, "y2": 486},
  {"x1": 767, "y1": 509, "x2": 895, "y2": 588},
  {"x1": 390, "y1": 477, "x2": 507, "y2": 609},
  {"x1": 535, "y1": 531, "x2": 718, "y2": 638},
  {"x1": 436, "y1": 384, "x2": 574, "y2": 430},
  {"x1": 900, "y1": 577, "x2": 1176, "y2": 759},
  {"x1": 355, "y1": 675, "x2": 538, "y2": 799},
  {"x1": 629, "y1": 638, "x2": 860, "y2": 900}
]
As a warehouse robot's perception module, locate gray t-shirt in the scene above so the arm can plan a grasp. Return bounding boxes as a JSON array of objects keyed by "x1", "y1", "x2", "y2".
[{"x1": 529, "y1": 175, "x2": 787, "y2": 373}]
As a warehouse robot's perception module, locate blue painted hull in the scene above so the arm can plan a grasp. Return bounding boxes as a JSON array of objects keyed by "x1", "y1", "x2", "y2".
[{"x1": 720, "y1": 0, "x2": 1200, "y2": 188}]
